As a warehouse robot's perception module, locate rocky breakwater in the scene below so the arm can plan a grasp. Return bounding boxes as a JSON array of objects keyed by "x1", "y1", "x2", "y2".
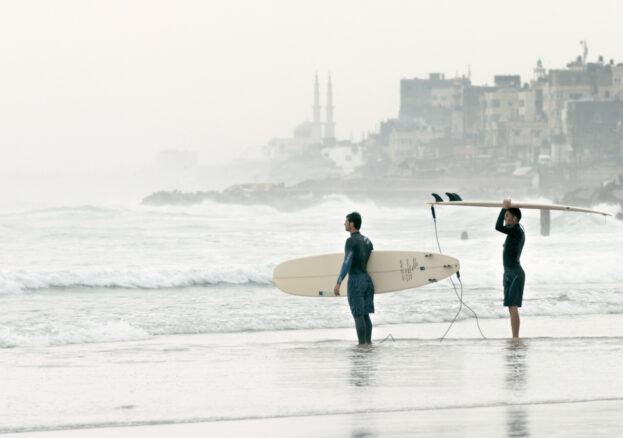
[
  {"x1": 561, "y1": 174, "x2": 623, "y2": 220},
  {"x1": 141, "y1": 183, "x2": 320, "y2": 210}
]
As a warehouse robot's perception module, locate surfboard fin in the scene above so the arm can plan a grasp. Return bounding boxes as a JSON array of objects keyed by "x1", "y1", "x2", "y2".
[
  {"x1": 446, "y1": 192, "x2": 459, "y2": 201},
  {"x1": 452, "y1": 193, "x2": 463, "y2": 201},
  {"x1": 431, "y1": 193, "x2": 443, "y2": 202}
]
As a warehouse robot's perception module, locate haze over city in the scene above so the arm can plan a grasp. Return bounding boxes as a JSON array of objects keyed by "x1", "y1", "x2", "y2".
[{"x1": 1, "y1": 0, "x2": 622, "y2": 204}]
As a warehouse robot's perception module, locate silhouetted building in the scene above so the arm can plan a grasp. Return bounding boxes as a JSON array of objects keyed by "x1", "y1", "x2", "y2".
[
  {"x1": 494, "y1": 75, "x2": 521, "y2": 88},
  {"x1": 565, "y1": 100, "x2": 623, "y2": 162}
]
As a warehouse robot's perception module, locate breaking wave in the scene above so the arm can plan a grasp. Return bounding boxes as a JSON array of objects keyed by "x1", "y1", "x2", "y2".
[{"x1": 0, "y1": 265, "x2": 274, "y2": 294}]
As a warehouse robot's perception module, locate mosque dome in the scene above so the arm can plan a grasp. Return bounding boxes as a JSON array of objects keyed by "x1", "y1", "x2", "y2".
[{"x1": 293, "y1": 121, "x2": 314, "y2": 139}]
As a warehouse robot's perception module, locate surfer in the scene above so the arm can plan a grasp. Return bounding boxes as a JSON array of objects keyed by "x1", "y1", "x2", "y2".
[
  {"x1": 334, "y1": 212, "x2": 375, "y2": 345},
  {"x1": 495, "y1": 199, "x2": 525, "y2": 338}
]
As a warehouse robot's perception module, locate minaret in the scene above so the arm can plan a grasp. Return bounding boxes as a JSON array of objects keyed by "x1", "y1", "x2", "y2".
[
  {"x1": 312, "y1": 72, "x2": 322, "y2": 143},
  {"x1": 533, "y1": 59, "x2": 546, "y2": 81},
  {"x1": 324, "y1": 73, "x2": 335, "y2": 145}
]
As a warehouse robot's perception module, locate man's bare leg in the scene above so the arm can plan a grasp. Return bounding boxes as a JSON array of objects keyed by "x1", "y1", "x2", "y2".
[
  {"x1": 508, "y1": 306, "x2": 520, "y2": 338},
  {"x1": 354, "y1": 315, "x2": 367, "y2": 345}
]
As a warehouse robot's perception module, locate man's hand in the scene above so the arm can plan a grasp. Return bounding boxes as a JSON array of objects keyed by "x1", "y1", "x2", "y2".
[
  {"x1": 502, "y1": 199, "x2": 512, "y2": 209},
  {"x1": 334, "y1": 283, "x2": 341, "y2": 296}
]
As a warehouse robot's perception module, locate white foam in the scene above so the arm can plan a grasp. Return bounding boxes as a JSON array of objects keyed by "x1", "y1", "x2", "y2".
[
  {"x1": 0, "y1": 320, "x2": 150, "y2": 348},
  {"x1": 0, "y1": 264, "x2": 274, "y2": 294},
  {"x1": 1, "y1": 198, "x2": 622, "y2": 348}
]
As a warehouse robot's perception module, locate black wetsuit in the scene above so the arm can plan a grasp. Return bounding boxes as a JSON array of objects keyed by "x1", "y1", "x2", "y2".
[
  {"x1": 495, "y1": 209, "x2": 525, "y2": 307},
  {"x1": 337, "y1": 231, "x2": 374, "y2": 344}
]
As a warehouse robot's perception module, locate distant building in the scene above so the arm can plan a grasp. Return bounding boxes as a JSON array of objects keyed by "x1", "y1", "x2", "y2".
[
  {"x1": 494, "y1": 75, "x2": 521, "y2": 88},
  {"x1": 311, "y1": 73, "x2": 322, "y2": 143},
  {"x1": 265, "y1": 73, "x2": 340, "y2": 159},
  {"x1": 321, "y1": 143, "x2": 364, "y2": 176},
  {"x1": 324, "y1": 75, "x2": 336, "y2": 146},
  {"x1": 505, "y1": 120, "x2": 548, "y2": 163},
  {"x1": 543, "y1": 62, "x2": 613, "y2": 136},
  {"x1": 612, "y1": 64, "x2": 623, "y2": 99},
  {"x1": 481, "y1": 82, "x2": 521, "y2": 155},
  {"x1": 480, "y1": 72, "x2": 549, "y2": 163},
  {"x1": 264, "y1": 73, "x2": 364, "y2": 176},
  {"x1": 387, "y1": 120, "x2": 439, "y2": 163},
  {"x1": 267, "y1": 44, "x2": 623, "y2": 178},
  {"x1": 564, "y1": 100, "x2": 623, "y2": 162},
  {"x1": 399, "y1": 73, "x2": 471, "y2": 134},
  {"x1": 388, "y1": 73, "x2": 480, "y2": 169},
  {"x1": 265, "y1": 123, "x2": 319, "y2": 160}
]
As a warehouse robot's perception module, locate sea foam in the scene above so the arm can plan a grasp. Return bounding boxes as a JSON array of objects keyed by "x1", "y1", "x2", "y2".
[
  {"x1": 0, "y1": 264, "x2": 274, "y2": 294},
  {"x1": 0, "y1": 320, "x2": 151, "y2": 348}
]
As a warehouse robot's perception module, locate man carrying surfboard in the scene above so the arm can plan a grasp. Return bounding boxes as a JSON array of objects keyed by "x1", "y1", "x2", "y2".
[
  {"x1": 334, "y1": 212, "x2": 375, "y2": 345},
  {"x1": 496, "y1": 199, "x2": 525, "y2": 339}
]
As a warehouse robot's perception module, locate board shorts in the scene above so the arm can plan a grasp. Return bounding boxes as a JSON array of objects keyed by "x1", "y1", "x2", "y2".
[
  {"x1": 347, "y1": 273, "x2": 375, "y2": 316},
  {"x1": 503, "y1": 266, "x2": 525, "y2": 307}
]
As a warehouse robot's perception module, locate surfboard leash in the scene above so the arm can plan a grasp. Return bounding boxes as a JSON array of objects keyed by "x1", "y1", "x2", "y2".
[
  {"x1": 430, "y1": 196, "x2": 486, "y2": 341},
  {"x1": 377, "y1": 333, "x2": 396, "y2": 344}
]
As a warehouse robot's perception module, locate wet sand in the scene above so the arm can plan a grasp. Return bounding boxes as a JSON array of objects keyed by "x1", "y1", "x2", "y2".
[
  {"x1": 2, "y1": 314, "x2": 622, "y2": 437},
  {"x1": 5, "y1": 399, "x2": 623, "y2": 438}
]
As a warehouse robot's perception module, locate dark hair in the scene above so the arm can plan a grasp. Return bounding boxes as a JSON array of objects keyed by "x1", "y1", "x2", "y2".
[
  {"x1": 346, "y1": 212, "x2": 362, "y2": 229},
  {"x1": 507, "y1": 207, "x2": 522, "y2": 222}
]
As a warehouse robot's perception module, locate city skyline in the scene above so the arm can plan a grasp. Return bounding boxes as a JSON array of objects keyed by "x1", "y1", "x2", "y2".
[{"x1": 2, "y1": 0, "x2": 623, "y2": 204}]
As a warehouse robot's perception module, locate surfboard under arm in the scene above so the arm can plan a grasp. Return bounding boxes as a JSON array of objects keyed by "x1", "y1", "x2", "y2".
[
  {"x1": 273, "y1": 251, "x2": 460, "y2": 297},
  {"x1": 427, "y1": 201, "x2": 611, "y2": 216}
]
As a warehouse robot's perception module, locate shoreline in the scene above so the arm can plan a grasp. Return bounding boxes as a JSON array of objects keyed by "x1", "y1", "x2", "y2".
[
  {"x1": 2, "y1": 313, "x2": 622, "y2": 437},
  {"x1": 2, "y1": 312, "x2": 622, "y2": 351}
]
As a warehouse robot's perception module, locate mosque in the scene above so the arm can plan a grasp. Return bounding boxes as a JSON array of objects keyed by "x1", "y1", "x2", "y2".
[{"x1": 265, "y1": 73, "x2": 363, "y2": 176}]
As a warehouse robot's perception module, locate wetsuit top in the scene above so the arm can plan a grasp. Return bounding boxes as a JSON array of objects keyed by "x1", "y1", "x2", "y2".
[
  {"x1": 336, "y1": 232, "x2": 374, "y2": 284},
  {"x1": 495, "y1": 208, "x2": 525, "y2": 269}
]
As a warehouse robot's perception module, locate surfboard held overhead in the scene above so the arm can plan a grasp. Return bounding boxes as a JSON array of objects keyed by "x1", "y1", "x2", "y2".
[
  {"x1": 273, "y1": 251, "x2": 460, "y2": 297},
  {"x1": 427, "y1": 198, "x2": 611, "y2": 216}
]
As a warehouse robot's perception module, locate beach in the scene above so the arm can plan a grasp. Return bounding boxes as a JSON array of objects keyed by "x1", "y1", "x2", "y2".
[
  {"x1": 2, "y1": 315, "x2": 623, "y2": 437},
  {"x1": 1, "y1": 198, "x2": 622, "y2": 436}
]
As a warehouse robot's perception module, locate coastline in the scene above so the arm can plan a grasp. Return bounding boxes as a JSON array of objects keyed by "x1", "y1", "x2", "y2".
[{"x1": 140, "y1": 168, "x2": 623, "y2": 212}]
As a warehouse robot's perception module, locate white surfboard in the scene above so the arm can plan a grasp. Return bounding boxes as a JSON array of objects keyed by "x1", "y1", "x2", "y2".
[
  {"x1": 427, "y1": 201, "x2": 611, "y2": 216},
  {"x1": 273, "y1": 250, "x2": 460, "y2": 297}
]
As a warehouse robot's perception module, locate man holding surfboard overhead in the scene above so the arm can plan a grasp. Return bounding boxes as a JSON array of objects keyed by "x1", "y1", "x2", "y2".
[
  {"x1": 496, "y1": 199, "x2": 525, "y2": 339},
  {"x1": 334, "y1": 212, "x2": 375, "y2": 345}
]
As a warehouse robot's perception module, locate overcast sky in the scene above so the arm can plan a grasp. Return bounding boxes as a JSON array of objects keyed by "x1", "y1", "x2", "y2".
[{"x1": 1, "y1": 0, "x2": 621, "y2": 179}]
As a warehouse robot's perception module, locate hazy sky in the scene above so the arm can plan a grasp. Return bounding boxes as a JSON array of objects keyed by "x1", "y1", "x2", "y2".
[{"x1": 1, "y1": 0, "x2": 622, "y2": 178}]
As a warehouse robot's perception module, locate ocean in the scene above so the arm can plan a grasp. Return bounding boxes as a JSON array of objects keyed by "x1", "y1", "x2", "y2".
[{"x1": 1, "y1": 197, "x2": 622, "y2": 434}]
